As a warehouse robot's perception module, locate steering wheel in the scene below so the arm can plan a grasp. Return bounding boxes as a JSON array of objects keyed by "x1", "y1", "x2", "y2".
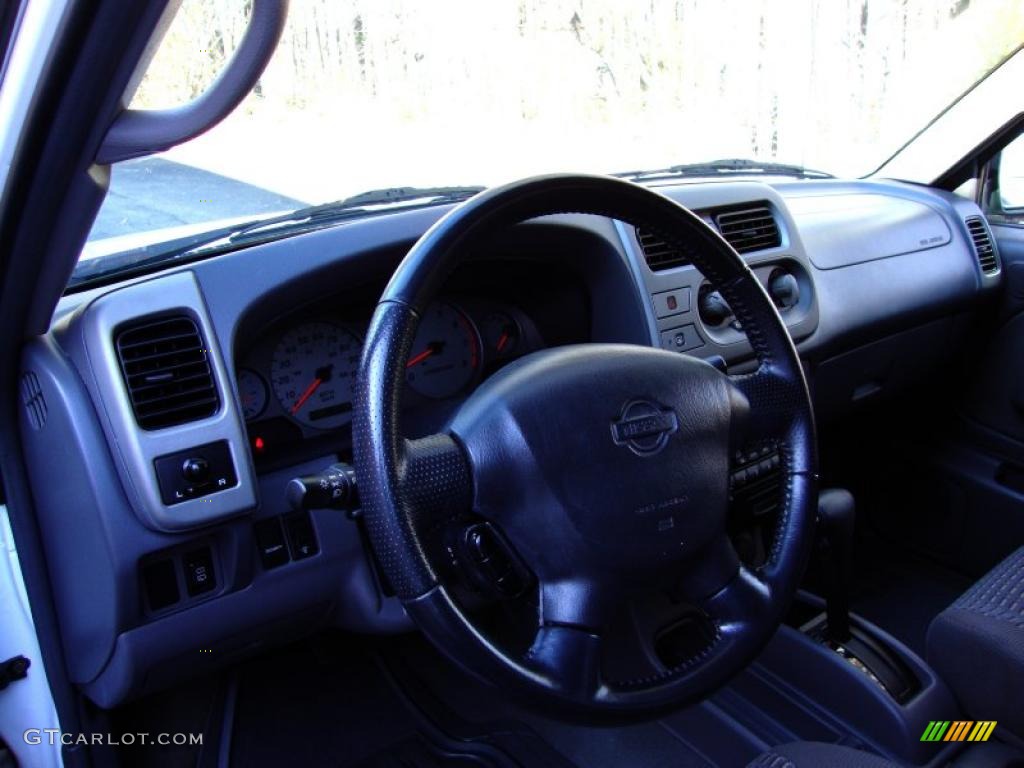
[{"x1": 353, "y1": 174, "x2": 816, "y2": 715}]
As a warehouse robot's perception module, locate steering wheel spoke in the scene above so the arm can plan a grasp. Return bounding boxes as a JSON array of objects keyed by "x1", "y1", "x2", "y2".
[
  {"x1": 540, "y1": 577, "x2": 620, "y2": 629},
  {"x1": 699, "y1": 562, "x2": 773, "y2": 631},
  {"x1": 399, "y1": 433, "x2": 473, "y2": 533},
  {"x1": 674, "y1": 533, "x2": 743, "y2": 602},
  {"x1": 525, "y1": 578, "x2": 614, "y2": 698},
  {"x1": 526, "y1": 623, "x2": 604, "y2": 699}
]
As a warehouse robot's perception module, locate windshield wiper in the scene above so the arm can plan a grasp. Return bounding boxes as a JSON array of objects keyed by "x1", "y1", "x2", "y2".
[
  {"x1": 614, "y1": 158, "x2": 833, "y2": 181},
  {"x1": 220, "y1": 185, "x2": 485, "y2": 245},
  {"x1": 69, "y1": 185, "x2": 484, "y2": 291}
]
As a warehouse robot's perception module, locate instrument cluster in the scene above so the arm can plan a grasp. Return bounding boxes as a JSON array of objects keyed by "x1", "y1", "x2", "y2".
[{"x1": 234, "y1": 298, "x2": 538, "y2": 464}]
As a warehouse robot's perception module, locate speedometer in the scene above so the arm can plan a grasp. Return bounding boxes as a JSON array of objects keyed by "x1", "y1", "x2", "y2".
[{"x1": 270, "y1": 322, "x2": 361, "y2": 429}]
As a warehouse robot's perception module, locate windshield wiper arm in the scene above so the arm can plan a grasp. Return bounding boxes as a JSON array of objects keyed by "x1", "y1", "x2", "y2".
[
  {"x1": 614, "y1": 158, "x2": 833, "y2": 181},
  {"x1": 222, "y1": 185, "x2": 485, "y2": 244},
  {"x1": 69, "y1": 185, "x2": 485, "y2": 291}
]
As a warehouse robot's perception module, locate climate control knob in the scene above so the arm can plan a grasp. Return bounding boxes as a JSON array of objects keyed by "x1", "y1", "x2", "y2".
[
  {"x1": 698, "y1": 289, "x2": 732, "y2": 326},
  {"x1": 768, "y1": 270, "x2": 800, "y2": 310}
]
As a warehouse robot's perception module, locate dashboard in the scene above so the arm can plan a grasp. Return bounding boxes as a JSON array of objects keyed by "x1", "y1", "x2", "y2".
[
  {"x1": 27, "y1": 176, "x2": 1002, "y2": 707},
  {"x1": 232, "y1": 258, "x2": 591, "y2": 470}
]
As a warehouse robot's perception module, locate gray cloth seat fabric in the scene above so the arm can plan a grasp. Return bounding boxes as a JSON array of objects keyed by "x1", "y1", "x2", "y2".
[
  {"x1": 747, "y1": 742, "x2": 899, "y2": 767},
  {"x1": 927, "y1": 546, "x2": 1024, "y2": 737}
]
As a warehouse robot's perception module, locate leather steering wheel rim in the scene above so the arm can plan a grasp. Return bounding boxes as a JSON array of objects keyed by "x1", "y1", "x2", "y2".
[{"x1": 353, "y1": 174, "x2": 817, "y2": 716}]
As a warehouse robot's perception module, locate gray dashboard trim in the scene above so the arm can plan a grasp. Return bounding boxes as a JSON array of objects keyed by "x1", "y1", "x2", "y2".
[
  {"x1": 64, "y1": 270, "x2": 257, "y2": 531},
  {"x1": 616, "y1": 181, "x2": 821, "y2": 362}
]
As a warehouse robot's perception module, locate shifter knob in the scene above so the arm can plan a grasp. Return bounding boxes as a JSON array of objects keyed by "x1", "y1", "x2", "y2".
[{"x1": 817, "y1": 488, "x2": 855, "y2": 642}]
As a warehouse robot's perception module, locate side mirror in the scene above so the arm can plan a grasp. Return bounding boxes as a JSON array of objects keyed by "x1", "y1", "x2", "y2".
[{"x1": 996, "y1": 133, "x2": 1024, "y2": 214}]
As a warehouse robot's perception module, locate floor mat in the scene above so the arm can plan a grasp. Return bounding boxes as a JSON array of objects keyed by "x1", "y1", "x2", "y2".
[
  {"x1": 226, "y1": 637, "x2": 501, "y2": 767},
  {"x1": 379, "y1": 633, "x2": 872, "y2": 768},
  {"x1": 348, "y1": 736, "x2": 485, "y2": 767}
]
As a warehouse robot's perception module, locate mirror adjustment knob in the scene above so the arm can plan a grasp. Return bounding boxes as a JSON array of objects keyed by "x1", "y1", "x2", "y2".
[{"x1": 181, "y1": 457, "x2": 210, "y2": 482}]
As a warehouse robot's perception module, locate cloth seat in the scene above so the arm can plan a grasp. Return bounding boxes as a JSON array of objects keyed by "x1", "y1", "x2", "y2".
[
  {"x1": 747, "y1": 742, "x2": 899, "y2": 767},
  {"x1": 927, "y1": 546, "x2": 1024, "y2": 737}
]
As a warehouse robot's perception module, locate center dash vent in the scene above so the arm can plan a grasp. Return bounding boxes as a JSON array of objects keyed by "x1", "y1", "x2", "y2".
[
  {"x1": 965, "y1": 216, "x2": 998, "y2": 274},
  {"x1": 115, "y1": 315, "x2": 219, "y2": 430},
  {"x1": 635, "y1": 227, "x2": 692, "y2": 271},
  {"x1": 713, "y1": 204, "x2": 781, "y2": 254}
]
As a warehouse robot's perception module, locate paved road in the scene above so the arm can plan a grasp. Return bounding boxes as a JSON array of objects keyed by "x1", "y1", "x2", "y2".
[{"x1": 90, "y1": 157, "x2": 307, "y2": 241}]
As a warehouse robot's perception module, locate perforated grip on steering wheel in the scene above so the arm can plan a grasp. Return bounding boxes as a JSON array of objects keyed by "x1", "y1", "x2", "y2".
[{"x1": 353, "y1": 299, "x2": 473, "y2": 598}]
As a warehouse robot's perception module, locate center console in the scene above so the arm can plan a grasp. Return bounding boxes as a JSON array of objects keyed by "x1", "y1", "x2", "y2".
[{"x1": 756, "y1": 488, "x2": 963, "y2": 766}]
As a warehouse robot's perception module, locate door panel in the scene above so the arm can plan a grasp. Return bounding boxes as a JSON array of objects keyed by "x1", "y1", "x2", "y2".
[{"x1": 964, "y1": 223, "x2": 1024, "y2": 446}]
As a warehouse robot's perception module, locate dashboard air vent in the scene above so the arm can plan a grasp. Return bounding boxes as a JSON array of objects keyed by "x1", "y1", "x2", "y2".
[
  {"x1": 635, "y1": 227, "x2": 691, "y2": 271},
  {"x1": 713, "y1": 204, "x2": 781, "y2": 254},
  {"x1": 115, "y1": 315, "x2": 219, "y2": 430},
  {"x1": 965, "y1": 216, "x2": 998, "y2": 274}
]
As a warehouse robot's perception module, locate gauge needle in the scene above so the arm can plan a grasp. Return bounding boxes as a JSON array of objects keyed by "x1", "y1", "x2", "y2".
[
  {"x1": 496, "y1": 331, "x2": 510, "y2": 352},
  {"x1": 290, "y1": 377, "x2": 322, "y2": 414},
  {"x1": 407, "y1": 342, "x2": 443, "y2": 369}
]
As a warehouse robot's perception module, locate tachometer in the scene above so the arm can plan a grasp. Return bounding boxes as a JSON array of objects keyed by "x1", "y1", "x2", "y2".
[
  {"x1": 271, "y1": 322, "x2": 361, "y2": 429},
  {"x1": 405, "y1": 302, "x2": 479, "y2": 399}
]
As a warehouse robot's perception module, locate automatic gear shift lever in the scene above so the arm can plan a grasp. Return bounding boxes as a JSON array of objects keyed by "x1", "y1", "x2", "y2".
[
  {"x1": 817, "y1": 488, "x2": 855, "y2": 643},
  {"x1": 807, "y1": 488, "x2": 918, "y2": 701}
]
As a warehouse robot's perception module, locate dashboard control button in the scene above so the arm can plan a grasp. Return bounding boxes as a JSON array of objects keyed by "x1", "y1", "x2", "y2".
[
  {"x1": 456, "y1": 523, "x2": 531, "y2": 598},
  {"x1": 284, "y1": 511, "x2": 319, "y2": 560},
  {"x1": 141, "y1": 559, "x2": 179, "y2": 611},
  {"x1": 659, "y1": 324, "x2": 703, "y2": 353},
  {"x1": 182, "y1": 548, "x2": 216, "y2": 596},
  {"x1": 253, "y1": 517, "x2": 289, "y2": 569},
  {"x1": 652, "y1": 287, "x2": 691, "y2": 318}
]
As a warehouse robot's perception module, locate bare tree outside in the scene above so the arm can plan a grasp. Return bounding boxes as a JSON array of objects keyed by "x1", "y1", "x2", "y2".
[{"x1": 119, "y1": 1, "x2": 1023, "y2": 210}]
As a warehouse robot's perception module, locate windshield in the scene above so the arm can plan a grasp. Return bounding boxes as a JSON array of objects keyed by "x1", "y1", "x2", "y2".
[{"x1": 82, "y1": 0, "x2": 1024, "y2": 269}]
